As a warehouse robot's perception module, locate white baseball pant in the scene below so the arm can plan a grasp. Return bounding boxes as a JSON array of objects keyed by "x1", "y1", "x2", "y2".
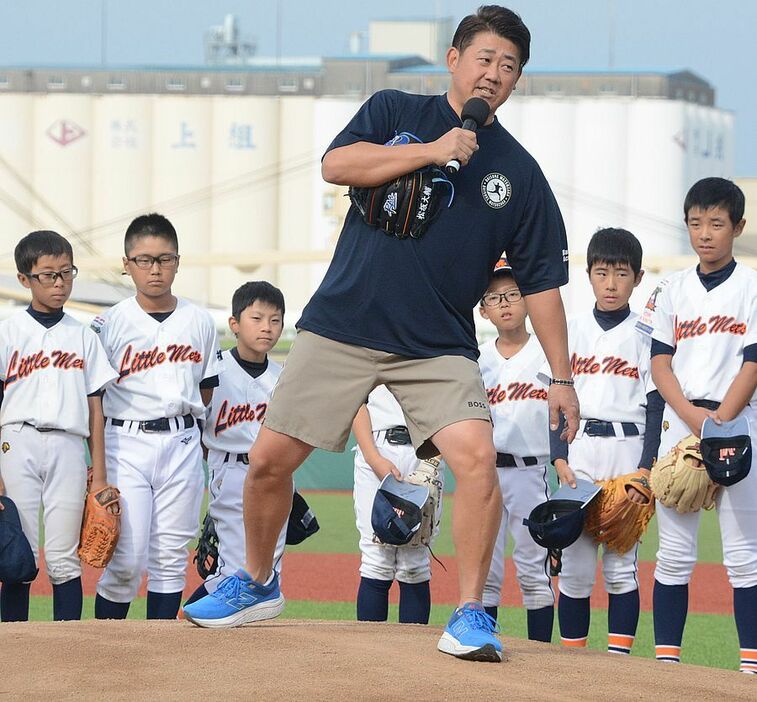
[
  {"x1": 0, "y1": 423, "x2": 87, "y2": 584},
  {"x1": 96, "y1": 421, "x2": 204, "y2": 602},
  {"x1": 484, "y1": 464, "x2": 554, "y2": 609}
]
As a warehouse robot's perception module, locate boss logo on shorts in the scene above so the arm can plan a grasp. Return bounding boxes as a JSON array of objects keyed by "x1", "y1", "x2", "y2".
[
  {"x1": 481, "y1": 173, "x2": 511, "y2": 209},
  {"x1": 468, "y1": 400, "x2": 488, "y2": 409}
]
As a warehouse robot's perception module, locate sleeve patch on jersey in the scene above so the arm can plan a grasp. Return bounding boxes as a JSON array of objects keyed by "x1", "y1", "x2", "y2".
[{"x1": 91, "y1": 315, "x2": 105, "y2": 334}]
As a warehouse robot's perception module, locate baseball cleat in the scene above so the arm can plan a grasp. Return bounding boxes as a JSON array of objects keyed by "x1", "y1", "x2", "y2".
[
  {"x1": 183, "y1": 569, "x2": 284, "y2": 629},
  {"x1": 437, "y1": 603, "x2": 502, "y2": 662}
]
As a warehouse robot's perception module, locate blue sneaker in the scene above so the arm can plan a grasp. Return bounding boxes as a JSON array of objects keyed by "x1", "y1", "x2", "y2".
[
  {"x1": 437, "y1": 603, "x2": 502, "y2": 662},
  {"x1": 183, "y1": 569, "x2": 285, "y2": 629}
]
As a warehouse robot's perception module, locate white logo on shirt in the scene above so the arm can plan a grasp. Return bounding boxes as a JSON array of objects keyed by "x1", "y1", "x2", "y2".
[{"x1": 481, "y1": 173, "x2": 511, "y2": 209}]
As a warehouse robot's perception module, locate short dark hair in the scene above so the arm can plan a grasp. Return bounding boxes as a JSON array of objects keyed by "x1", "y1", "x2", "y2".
[
  {"x1": 15, "y1": 230, "x2": 74, "y2": 274},
  {"x1": 586, "y1": 228, "x2": 643, "y2": 276},
  {"x1": 232, "y1": 281, "x2": 285, "y2": 320},
  {"x1": 452, "y1": 5, "x2": 531, "y2": 67},
  {"x1": 683, "y1": 177, "x2": 745, "y2": 226},
  {"x1": 124, "y1": 213, "x2": 178, "y2": 255}
]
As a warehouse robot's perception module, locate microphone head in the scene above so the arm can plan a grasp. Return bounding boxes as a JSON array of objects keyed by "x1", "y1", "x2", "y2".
[{"x1": 461, "y1": 97, "x2": 491, "y2": 127}]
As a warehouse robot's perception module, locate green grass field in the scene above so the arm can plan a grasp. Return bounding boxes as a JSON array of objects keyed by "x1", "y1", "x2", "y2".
[{"x1": 24, "y1": 491, "x2": 740, "y2": 671}]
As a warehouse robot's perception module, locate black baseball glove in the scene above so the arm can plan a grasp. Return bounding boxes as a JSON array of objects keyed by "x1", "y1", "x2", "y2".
[
  {"x1": 193, "y1": 512, "x2": 219, "y2": 579},
  {"x1": 348, "y1": 132, "x2": 454, "y2": 240}
]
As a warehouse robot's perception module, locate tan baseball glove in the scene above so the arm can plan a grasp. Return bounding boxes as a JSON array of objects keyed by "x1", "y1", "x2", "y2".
[
  {"x1": 650, "y1": 434, "x2": 719, "y2": 513},
  {"x1": 78, "y1": 484, "x2": 121, "y2": 568},
  {"x1": 404, "y1": 456, "x2": 443, "y2": 547},
  {"x1": 584, "y1": 470, "x2": 655, "y2": 554}
]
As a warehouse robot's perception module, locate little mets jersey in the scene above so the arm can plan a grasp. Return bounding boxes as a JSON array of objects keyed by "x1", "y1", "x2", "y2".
[
  {"x1": 91, "y1": 297, "x2": 221, "y2": 420},
  {"x1": 636, "y1": 263, "x2": 757, "y2": 405},
  {"x1": 478, "y1": 335, "x2": 549, "y2": 462},
  {"x1": 567, "y1": 310, "x2": 651, "y2": 425},
  {"x1": 203, "y1": 350, "x2": 282, "y2": 455},
  {"x1": 0, "y1": 309, "x2": 117, "y2": 436}
]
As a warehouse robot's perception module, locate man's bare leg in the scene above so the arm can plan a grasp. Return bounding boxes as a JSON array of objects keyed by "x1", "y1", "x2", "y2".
[
  {"x1": 432, "y1": 419, "x2": 500, "y2": 606},
  {"x1": 244, "y1": 426, "x2": 314, "y2": 583}
]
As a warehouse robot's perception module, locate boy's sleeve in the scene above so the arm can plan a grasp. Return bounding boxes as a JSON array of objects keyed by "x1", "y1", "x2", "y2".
[
  {"x1": 744, "y1": 283, "x2": 757, "y2": 363},
  {"x1": 201, "y1": 314, "x2": 223, "y2": 382},
  {"x1": 83, "y1": 328, "x2": 118, "y2": 395},
  {"x1": 323, "y1": 90, "x2": 398, "y2": 157},
  {"x1": 636, "y1": 277, "x2": 673, "y2": 345}
]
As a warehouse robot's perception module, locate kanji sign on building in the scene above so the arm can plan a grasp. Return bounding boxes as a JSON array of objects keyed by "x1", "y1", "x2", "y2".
[{"x1": 47, "y1": 119, "x2": 87, "y2": 146}]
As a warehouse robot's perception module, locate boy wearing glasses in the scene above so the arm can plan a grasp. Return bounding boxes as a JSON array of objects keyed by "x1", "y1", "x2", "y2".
[
  {"x1": 0, "y1": 230, "x2": 117, "y2": 621},
  {"x1": 478, "y1": 257, "x2": 555, "y2": 642},
  {"x1": 91, "y1": 213, "x2": 221, "y2": 620}
]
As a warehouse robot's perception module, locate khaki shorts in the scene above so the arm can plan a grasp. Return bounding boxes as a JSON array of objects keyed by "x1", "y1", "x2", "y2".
[{"x1": 265, "y1": 330, "x2": 491, "y2": 459}]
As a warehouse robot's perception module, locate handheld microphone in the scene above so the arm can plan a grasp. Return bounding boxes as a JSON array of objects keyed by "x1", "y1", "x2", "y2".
[{"x1": 445, "y1": 97, "x2": 491, "y2": 174}]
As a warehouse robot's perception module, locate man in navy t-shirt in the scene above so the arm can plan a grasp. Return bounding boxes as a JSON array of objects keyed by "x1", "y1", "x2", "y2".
[{"x1": 184, "y1": 5, "x2": 580, "y2": 663}]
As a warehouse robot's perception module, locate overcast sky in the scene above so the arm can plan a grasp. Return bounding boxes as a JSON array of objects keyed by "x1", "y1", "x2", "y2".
[{"x1": 1, "y1": 0, "x2": 755, "y2": 175}]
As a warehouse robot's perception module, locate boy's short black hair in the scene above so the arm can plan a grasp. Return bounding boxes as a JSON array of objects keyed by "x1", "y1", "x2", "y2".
[
  {"x1": 683, "y1": 177, "x2": 745, "y2": 226},
  {"x1": 15, "y1": 230, "x2": 73, "y2": 274},
  {"x1": 232, "y1": 281, "x2": 285, "y2": 320},
  {"x1": 124, "y1": 213, "x2": 178, "y2": 255},
  {"x1": 452, "y1": 5, "x2": 531, "y2": 67},
  {"x1": 586, "y1": 228, "x2": 643, "y2": 276}
]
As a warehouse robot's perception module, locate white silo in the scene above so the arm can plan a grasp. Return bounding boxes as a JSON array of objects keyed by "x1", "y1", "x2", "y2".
[
  {"x1": 208, "y1": 94, "x2": 281, "y2": 307},
  {"x1": 0, "y1": 95, "x2": 36, "y2": 267},
  {"x1": 91, "y1": 94, "x2": 154, "y2": 262},
  {"x1": 151, "y1": 95, "x2": 212, "y2": 302},
  {"x1": 32, "y1": 94, "x2": 94, "y2": 245}
]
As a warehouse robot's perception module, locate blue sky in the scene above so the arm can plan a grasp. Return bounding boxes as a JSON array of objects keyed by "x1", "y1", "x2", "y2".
[{"x1": 1, "y1": 0, "x2": 755, "y2": 174}]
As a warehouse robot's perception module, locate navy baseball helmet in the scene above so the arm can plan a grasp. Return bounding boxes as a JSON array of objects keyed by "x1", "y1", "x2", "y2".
[
  {"x1": 371, "y1": 474, "x2": 429, "y2": 546},
  {"x1": 0, "y1": 496, "x2": 38, "y2": 584},
  {"x1": 700, "y1": 416, "x2": 752, "y2": 487}
]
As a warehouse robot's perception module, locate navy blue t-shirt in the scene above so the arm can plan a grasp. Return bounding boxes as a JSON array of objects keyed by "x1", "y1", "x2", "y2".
[{"x1": 298, "y1": 90, "x2": 569, "y2": 361}]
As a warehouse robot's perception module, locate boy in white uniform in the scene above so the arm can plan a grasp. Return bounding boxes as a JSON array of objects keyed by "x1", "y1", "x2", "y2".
[
  {"x1": 637, "y1": 178, "x2": 757, "y2": 673},
  {"x1": 92, "y1": 214, "x2": 221, "y2": 620},
  {"x1": 0, "y1": 230, "x2": 116, "y2": 621},
  {"x1": 552, "y1": 228, "x2": 660, "y2": 655},
  {"x1": 478, "y1": 258, "x2": 554, "y2": 641},
  {"x1": 352, "y1": 384, "x2": 444, "y2": 624},
  {"x1": 184, "y1": 281, "x2": 288, "y2": 606}
]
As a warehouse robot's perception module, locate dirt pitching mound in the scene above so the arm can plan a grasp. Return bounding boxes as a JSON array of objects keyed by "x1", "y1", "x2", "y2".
[{"x1": 0, "y1": 620, "x2": 753, "y2": 701}]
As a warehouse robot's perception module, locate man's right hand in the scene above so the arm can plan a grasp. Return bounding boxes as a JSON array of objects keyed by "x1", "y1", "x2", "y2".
[
  {"x1": 0, "y1": 475, "x2": 5, "y2": 510},
  {"x1": 429, "y1": 128, "x2": 479, "y2": 168}
]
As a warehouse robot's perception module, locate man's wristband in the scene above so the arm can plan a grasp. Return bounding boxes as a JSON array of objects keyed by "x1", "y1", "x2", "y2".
[{"x1": 550, "y1": 377, "x2": 574, "y2": 387}]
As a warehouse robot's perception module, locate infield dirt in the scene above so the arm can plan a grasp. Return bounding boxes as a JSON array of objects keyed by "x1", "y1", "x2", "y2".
[{"x1": 1, "y1": 620, "x2": 753, "y2": 701}]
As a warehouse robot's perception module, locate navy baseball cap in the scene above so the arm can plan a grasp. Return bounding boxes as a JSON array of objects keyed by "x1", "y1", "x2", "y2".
[
  {"x1": 371, "y1": 474, "x2": 429, "y2": 546},
  {"x1": 0, "y1": 496, "x2": 38, "y2": 584},
  {"x1": 286, "y1": 491, "x2": 320, "y2": 545},
  {"x1": 700, "y1": 416, "x2": 752, "y2": 487}
]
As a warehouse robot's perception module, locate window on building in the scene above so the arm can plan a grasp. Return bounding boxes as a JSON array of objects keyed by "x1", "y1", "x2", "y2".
[
  {"x1": 107, "y1": 77, "x2": 126, "y2": 90},
  {"x1": 166, "y1": 78, "x2": 186, "y2": 91},
  {"x1": 226, "y1": 77, "x2": 245, "y2": 92},
  {"x1": 47, "y1": 76, "x2": 65, "y2": 90},
  {"x1": 278, "y1": 77, "x2": 298, "y2": 93}
]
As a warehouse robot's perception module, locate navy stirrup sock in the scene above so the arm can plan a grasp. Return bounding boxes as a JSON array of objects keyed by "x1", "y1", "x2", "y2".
[
  {"x1": 94, "y1": 593, "x2": 131, "y2": 620},
  {"x1": 484, "y1": 605, "x2": 498, "y2": 623},
  {"x1": 52, "y1": 577, "x2": 83, "y2": 621},
  {"x1": 527, "y1": 605, "x2": 554, "y2": 643},
  {"x1": 558, "y1": 593, "x2": 590, "y2": 646},
  {"x1": 653, "y1": 580, "x2": 688, "y2": 662},
  {"x1": 608, "y1": 590, "x2": 640, "y2": 654},
  {"x1": 356, "y1": 577, "x2": 392, "y2": 621},
  {"x1": 146, "y1": 590, "x2": 183, "y2": 619},
  {"x1": 0, "y1": 582, "x2": 31, "y2": 622},
  {"x1": 398, "y1": 580, "x2": 430, "y2": 624}
]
